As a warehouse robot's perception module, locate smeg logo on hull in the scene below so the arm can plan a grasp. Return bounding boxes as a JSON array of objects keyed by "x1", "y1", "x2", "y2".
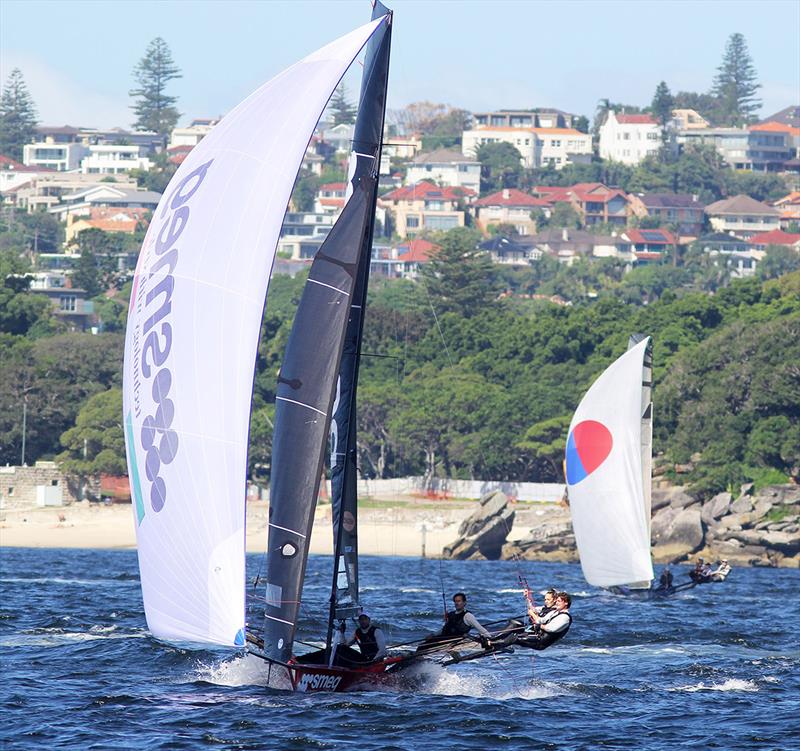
[{"x1": 295, "y1": 673, "x2": 342, "y2": 692}]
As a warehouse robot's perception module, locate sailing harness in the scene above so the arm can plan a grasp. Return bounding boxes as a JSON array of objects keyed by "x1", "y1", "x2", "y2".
[
  {"x1": 354, "y1": 625, "x2": 380, "y2": 661},
  {"x1": 442, "y1": 609, "x2": 472, "y2": 637}
]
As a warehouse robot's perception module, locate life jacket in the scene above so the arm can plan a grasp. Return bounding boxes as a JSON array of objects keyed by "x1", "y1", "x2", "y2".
[
  {"x1": 533, "y1": 610, "x2": 572, "y2": 649},
  {"x1": 355, "y1": 625, "x2": 379, "y2": 660},
  {"x1": 442, "y1": 609, "x2": 472, "y2": 636}
]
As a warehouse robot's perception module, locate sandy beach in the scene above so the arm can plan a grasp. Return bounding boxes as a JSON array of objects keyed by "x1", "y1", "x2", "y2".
[{"x1": 0, "y1": 496, "x2": 540, "y2": 557}]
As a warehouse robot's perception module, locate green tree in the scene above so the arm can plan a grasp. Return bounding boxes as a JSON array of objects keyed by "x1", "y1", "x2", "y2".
[
  {"x1": 329, "y1": 85, "x2": 356, "y2": 126},
  {"x1": 0, "y1": 68, "x2": 38, "y2": 161},
  {"x1": 58, "y1": 388, "x2": 126, "y2": 477},
  {"x1": 574, "y1": 115, "x2": 590, "y2": 134},
  {"x1": 475, "y1": 141, "x2": 523, "y2": 193},
  {"x1": 421, "y1": 227, "x2": 500, "y2": 318},
  {"x1": 548, "y1": 202, "x2": 582, "y2": 229},
  {"x1": 291, "y1": 169, "x2": 319, "y2": 212},
  {"x1": 130, "y1": 37, "x2": 182, "y2": 136},
  {"x1": 711, "y1": 33, "x2": 761, "y2": 126},
  {"x1": 651, "y1": 81, "x2": 674, "y2": 128},
  {"x1": 757, "y1": 245, "x2": 800, "y2": 280},
  {"x1": 516, "y1": 414, "x2": 570, "y2": 480}
]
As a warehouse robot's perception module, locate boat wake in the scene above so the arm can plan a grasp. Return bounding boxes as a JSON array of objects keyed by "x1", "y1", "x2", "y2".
[{"x1": 192, "y1": 653, "x2": 290, "y2": 690}]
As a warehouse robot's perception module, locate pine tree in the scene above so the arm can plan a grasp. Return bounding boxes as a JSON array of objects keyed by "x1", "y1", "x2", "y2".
[
  {"x1": 651, "y1": 81, "x2": 674, "y2": 127},
  {"x1": 129, "y1": 38, "x2": 182, "y2": 136},
  {"x1": 711, "y1": 33, "x2": 761, "y2": 126},
  {"x1": 329, "y1": 86, "x2": 357, "y2": 126},
  {"x1": 0, "y1": 68, "x2": 38, "y2": 161}
]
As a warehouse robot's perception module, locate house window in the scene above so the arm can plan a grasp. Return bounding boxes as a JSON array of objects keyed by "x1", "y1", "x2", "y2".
[
  {"x1": 623, "y1": 133, "x2": 630, "y2": 140},
  {"x1": 406, "y1": 215, "x2": 420, "y2": 228},
  {"x1": 7, "y1": 487, "x2": 12, "y2": 496},
  {"x1": 51, "y1": 479, "x2": 59, "y2": 486},
  {"x1": 60, "y1": 295, "x2": 77, "y2": 312},
  {"x1": 647, "y1": 132, "x2": 660, "y2": 140},
  {"x1": 424, "y1": 215, "x2": 459, "y2": 230},
  {"x1": 551, "y1": 140, "x2": 561, "y2": 147}
]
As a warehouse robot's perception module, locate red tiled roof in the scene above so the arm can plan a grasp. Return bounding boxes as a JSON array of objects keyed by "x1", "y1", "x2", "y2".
[
  {"x1": 616, "y1": 114, "x2": 657, "y2": 125},
  {"x1": 748, "y1": 229, "x2": 800, "y2": 246},
  {"x1": 626, "y1": 228, "x2": 677, "y2": 245},
  {"x1": 319, "y1": 182, "x2": 346, "y2": 191},
  {"x1": 396, "y1": 238, "x2": 439, "y2": 263},
  {"x1": 474, "y1": 189, "x2": 550, "y2": 208},
  {"x1": 0, "y1": 154, "x2": 53, "y2": 172},
  {"x1": 750, "y1": 121, "x2": 800, "y2": 137},
  {"x1": 319, "y1": 198, "x2": 344, "y2": 207},
  {"x1": 634, "y1": 251, "x2": 663, "y2": 260},
  {"x1": 382, "y1": 180, "x2": 475, "y2": 202}
]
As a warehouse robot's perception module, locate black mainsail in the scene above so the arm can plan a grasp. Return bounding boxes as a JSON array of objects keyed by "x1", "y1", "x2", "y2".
[
  {"x1": 326, "y1": 1, "x2": 392, "y2": 651},
  {"x1": 263, "y1": 4, "x2": 392, "y2": 664}
]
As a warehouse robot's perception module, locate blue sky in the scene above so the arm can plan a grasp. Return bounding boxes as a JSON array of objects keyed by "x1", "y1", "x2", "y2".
[{"x1": 1, "y1": 0, "x2": 798, "y2": 129}]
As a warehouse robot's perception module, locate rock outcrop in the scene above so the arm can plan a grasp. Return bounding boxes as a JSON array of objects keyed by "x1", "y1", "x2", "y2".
[
  {"x1": 492, "y1": 483, "x2": 799, "y2": 568},
  {"x1": 442, "y1": 490, "x2": 515, "y2": 560}
]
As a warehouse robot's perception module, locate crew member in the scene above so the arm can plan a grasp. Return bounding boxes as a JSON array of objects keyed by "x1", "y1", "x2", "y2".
[
  {"x1": 347, "y1": 612, "x2": 387, "y2": 663},
  {"x1": 510, "y1": 591, "x2": 572, "y2": 651},
  {"x1": 529, "y1": 588, "x2": 558, "y2": 617},
  {"x1": 441, "y1": 592, "x2": 491, "y2": 639},
  {"x1": 711, "y1": 559, "x2": 731, "y2": 582},
  {"x1": 656, "y1": 566, "x2": 674, "y2": 590}
]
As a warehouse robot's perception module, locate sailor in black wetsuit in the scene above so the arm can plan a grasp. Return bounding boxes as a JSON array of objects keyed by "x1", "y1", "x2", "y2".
[{"x1": 346, "y1": 613, "x2": 386, "y2": 663}]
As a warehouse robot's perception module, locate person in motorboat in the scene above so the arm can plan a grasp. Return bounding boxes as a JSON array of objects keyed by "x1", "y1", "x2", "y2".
[
  {"x1": 490, "y1": 592, "x2": 572, "y2": 651},
  {"x1": 711, "y1": 559, "x2": 731, "y2": 582}
]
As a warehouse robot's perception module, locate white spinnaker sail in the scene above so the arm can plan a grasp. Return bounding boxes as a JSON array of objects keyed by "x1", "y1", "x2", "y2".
[
  {"x1": 122, "y1": 16, "x2": 388, "y2": 647},
  {"x1": 565, "y1": 338, "x2": 654, "y2": 588}
]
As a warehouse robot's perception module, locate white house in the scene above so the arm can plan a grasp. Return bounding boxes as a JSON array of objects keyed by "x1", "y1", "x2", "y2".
[
  {"x1": 405, "y1": 148, "x2": 480, "y2": 193},
  {"x1": 169, "y1": 118, "x2": 219, "y2": 148},
  {"x1": 80, "y1": 144, "x2": 151, "y2": 175},
  {"x1": 533, "y1": 128, "x2": 592, "y2": 168},
  {"x1": 462, "y1": 127, "x2": 538, "y2": 167},
  {"x1": 599, "y1": 111, "x2": 662, "y2": 165},
  {"x1": 462, "y1": 127, "x2": 591, "y2": 169},
  {"x1": 23, "y1": 141, "x2": 88, "y2": 171}
]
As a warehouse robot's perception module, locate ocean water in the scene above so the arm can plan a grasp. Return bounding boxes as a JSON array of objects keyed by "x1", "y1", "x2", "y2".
[{"x1": 1, "y1": 548, "x2": 798, "y2": 750}]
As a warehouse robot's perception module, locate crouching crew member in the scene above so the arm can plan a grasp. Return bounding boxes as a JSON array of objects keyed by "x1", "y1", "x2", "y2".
[{"x1": 347, "y1": 612, "x2": 387, "y2": 663}]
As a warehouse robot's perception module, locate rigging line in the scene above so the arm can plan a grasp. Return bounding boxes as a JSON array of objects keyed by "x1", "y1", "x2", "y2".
[{"x1": 419, "y1": 273, "x2": 455, "y2": 369}]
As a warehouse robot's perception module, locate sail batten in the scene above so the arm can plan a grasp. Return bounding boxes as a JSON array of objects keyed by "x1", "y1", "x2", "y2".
[
  {"x1": 566, "y1": 338, "x2": 655, "y2": 589},
  {"x1": 123, "y1": 16, "x2": 388, "y2": 647}
]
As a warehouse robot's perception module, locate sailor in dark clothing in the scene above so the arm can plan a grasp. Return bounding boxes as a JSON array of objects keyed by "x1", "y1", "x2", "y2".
[
  {"x1": 656, "y1": 566, "x2": 674, "y2": 590},
  {"x1": 417, "y1": 592, "x2": 491, "y2": 653},
  {"x1": 441, "y1": 592, "x2": 491, "y2": 638},
  {"x1": 346, "y1": 613, "x2": 386, "y2": 662},
  {"x1": 530, "y1": 589, "x2": 558, "y2": 617}
]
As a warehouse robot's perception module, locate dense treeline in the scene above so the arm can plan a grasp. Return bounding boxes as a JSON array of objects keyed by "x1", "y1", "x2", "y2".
[{"x1": 1, "y1": 233, "x2": 798, "y2": 499}]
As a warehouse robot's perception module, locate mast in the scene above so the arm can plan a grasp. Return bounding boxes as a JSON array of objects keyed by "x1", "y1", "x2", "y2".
[{"x1": 326, "y1": 1, "x2": 392, "y2": 657}]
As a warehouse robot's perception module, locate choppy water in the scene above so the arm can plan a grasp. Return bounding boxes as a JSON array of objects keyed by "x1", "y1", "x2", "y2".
[{"x1": 1, "y1": 548, "x2": 798, "y2": 750}]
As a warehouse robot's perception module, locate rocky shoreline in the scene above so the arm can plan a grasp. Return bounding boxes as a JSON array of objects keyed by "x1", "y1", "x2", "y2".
[{"x1": 443, "y1": 484, "x2": 800, "y2": 569}]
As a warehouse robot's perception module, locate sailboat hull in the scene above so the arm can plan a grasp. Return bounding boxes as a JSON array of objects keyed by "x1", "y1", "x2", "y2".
[{"x1": 286, "y1": 656, "x2": 405, "y2": 693}]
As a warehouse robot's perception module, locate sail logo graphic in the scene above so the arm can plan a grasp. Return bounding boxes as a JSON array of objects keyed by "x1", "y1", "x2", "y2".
[
  {"x1": 296, "y1": 673, "x2": 342, "y2": 692},
  {"x1": 566, "y1": 420, "x2": 613, "y2": 485},
  {"x1": 132, "y1": 159, "x2": 214, "y2": 514}
]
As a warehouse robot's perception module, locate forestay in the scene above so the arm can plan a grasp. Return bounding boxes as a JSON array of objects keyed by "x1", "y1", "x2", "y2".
[
  {"x1": 122, "y1": 16, "x2": 387, "y2": 647},
  {"x1": 566, "y1": 338, "x2": 655, "y2": 588}
]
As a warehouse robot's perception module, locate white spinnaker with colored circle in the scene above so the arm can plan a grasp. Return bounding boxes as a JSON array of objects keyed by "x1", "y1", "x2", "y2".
[
  {"x1": 122, "y1": 16, "x2": 388, "y2": 647},
  {"x1": 565, "y1": 337, "x2": 655, "y2": 589}
]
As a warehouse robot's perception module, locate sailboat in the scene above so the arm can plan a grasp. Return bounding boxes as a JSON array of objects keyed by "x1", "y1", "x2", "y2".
[
  {"x1": 565, "y1": 335, "x2": 663, "y2": 594},
  {"x1": 122, "y1": 2, "x2": 398, "y2": 689}
]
